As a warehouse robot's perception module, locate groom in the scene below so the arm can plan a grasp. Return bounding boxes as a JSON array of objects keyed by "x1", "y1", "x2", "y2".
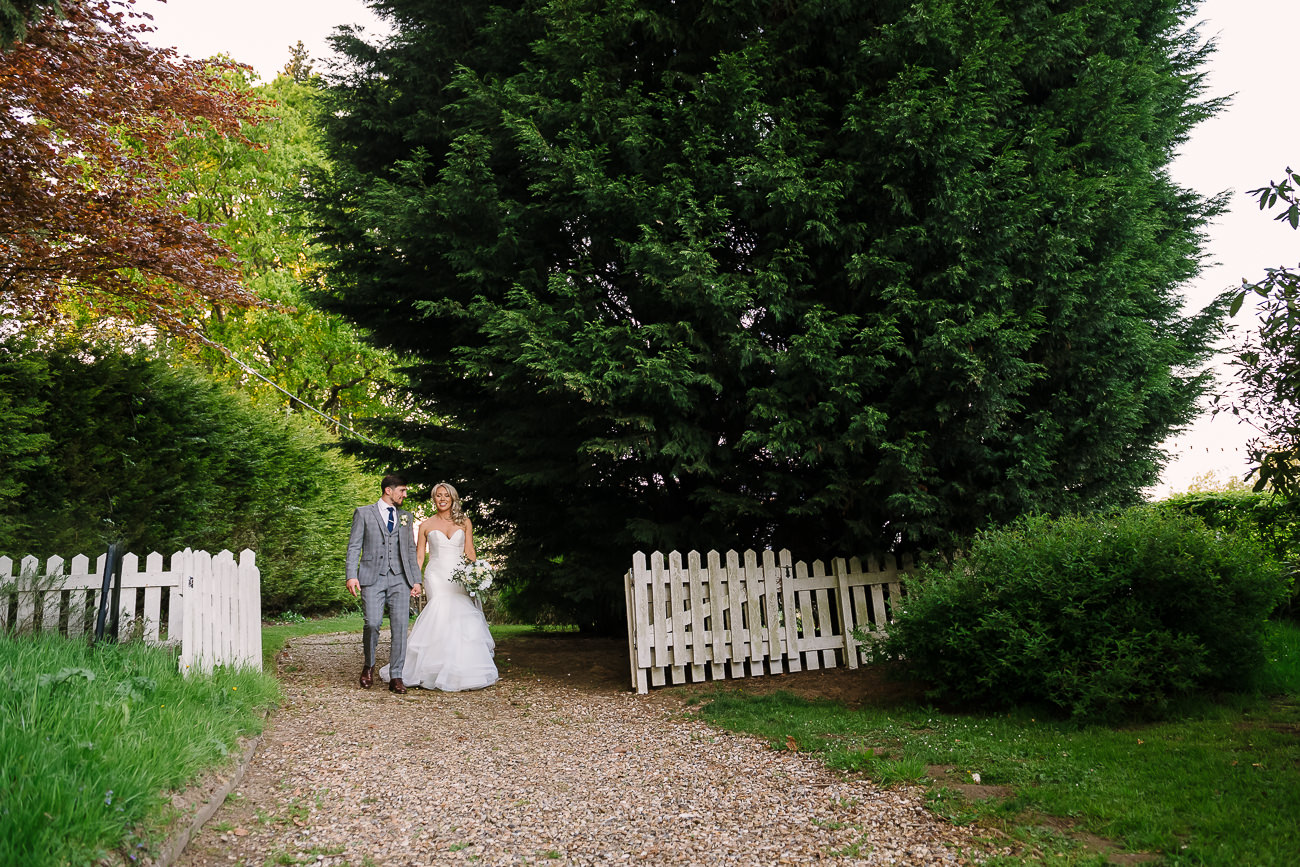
[{"x1": 345, "y1": 474, "x2": 423, "y2": 694}]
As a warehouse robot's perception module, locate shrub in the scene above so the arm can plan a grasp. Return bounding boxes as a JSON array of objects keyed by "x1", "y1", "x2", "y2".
[{"x1": 884, "y1": 509, "x2": 1287, "y2": 722}]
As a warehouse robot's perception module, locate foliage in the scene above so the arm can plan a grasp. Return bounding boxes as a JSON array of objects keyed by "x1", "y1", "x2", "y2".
[
  {"x1": 0, "y1": 633, "x2": 278, "y2": 866},
  {"x1": 310, "y1": 1, "x2": 1224, "y2": 631},
  {"x1": 1157, "y1": 490, "x2": 1300, "y2": 617},
  {"x1": 698, "y1": 623, "x2": 1300, "y2": 865},
  {"x1": 1221, "y1": 167, "x2": 1300, "y2": 498},
  {"x1": 0, "y1": 338, "x2": 52, "y2": 518},
  {"x1": 281, "y1": 39, "x2": 314, "y2": 83},
  {"x1": 1180, "y1": 468, "x2": 1250, "y2": 493},
  {"x1": 0, "y1": 0, "x2": 262, "y2": 337},
  {"x1": 882, "y1": 509, "x2": 1286, "y2": 722},
  {"x1": 0, "y1": 0, "x2": 60, "y2": 48},
  {"x1": 0, "y1": 333, "x2": 372, "y2": 613},
  {"x1": 163, "y1": 68, "x2": 410, "y2": 435}
]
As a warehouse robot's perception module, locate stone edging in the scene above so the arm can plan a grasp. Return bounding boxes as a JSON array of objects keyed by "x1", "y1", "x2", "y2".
[{"x1": 151, "y1": 727, "x2": 264, "y2": 866}]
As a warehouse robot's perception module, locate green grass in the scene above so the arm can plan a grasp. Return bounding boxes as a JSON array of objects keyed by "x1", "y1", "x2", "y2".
[
  {"x1": 262, "y1": 610, "x2": 364, "y2": 668},
  {"x1": 695, "y1": 621, "x2": 1300, "y2": 866},
  {"x1": 0, "y1": 632, "x2": 280, "y2": 866},
  {"x1": 260, "y1": 612, "x2": 565, "y2": 670}
]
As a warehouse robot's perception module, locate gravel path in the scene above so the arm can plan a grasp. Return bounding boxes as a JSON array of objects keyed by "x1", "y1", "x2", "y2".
[{"x1": 174, "y1": 632, "x2": 989, "y2": 866}]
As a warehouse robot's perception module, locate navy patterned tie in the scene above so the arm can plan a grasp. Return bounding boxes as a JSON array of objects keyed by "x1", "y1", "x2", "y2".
[{"x1": 387, "y1": 506, "x2": 395, "y2": 533}]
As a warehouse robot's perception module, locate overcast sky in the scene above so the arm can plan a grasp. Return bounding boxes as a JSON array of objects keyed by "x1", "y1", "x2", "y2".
[{"x1": 141, "y1": 0, "x2": 1300, "y2": 496}]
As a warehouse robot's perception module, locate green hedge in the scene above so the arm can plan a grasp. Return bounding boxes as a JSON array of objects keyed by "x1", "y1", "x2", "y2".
[
  {"x1": 883, "y1": 509, "x2": 1286, "y2": 722},
  {"x1": 0, "y1": 335, "x2": 370, "y2": 614}
]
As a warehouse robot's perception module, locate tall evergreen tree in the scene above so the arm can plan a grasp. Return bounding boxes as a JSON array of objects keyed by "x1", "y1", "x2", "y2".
[{"x1": 310, "y1": 0, "x2": 1223, "y2": 629}]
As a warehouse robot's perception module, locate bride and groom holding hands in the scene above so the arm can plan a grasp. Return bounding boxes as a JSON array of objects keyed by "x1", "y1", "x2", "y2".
[{"x1": 344, "y1": 475, "x2": 499, "y2": 694}]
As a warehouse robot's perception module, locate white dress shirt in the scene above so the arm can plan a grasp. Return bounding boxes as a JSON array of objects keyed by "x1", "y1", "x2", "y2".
[{"x1": 376, "y1": 499, "x2": 396, "y2": 530}]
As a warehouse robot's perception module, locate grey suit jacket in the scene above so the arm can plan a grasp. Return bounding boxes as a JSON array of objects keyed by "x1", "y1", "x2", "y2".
[{"x1": 345, "y1": 504, "x2": 422, "y2": 587}]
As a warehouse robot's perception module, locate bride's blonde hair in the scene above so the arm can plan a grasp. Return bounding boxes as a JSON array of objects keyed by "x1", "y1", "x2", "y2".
[{"x1": 433, "y1": 482, "x2": 467, "y2": 526}]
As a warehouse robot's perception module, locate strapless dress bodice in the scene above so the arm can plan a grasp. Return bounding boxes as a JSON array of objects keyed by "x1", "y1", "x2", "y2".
[{"x1": 427, "y1": 527, "x2": 465, "y2": 547}]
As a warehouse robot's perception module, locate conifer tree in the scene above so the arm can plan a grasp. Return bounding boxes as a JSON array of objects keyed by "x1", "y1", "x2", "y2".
[{"x1": 310, "y1": 0, "x2": 1223, "y2": 629}]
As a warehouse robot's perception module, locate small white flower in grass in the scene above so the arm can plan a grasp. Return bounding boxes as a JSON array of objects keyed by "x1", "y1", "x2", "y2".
[{"x1": 970, "y1": 772, "x2": 981, "y2": 784}]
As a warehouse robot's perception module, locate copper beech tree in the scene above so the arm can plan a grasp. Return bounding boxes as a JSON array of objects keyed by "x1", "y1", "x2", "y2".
[{"x1": 0, "y1": 0, "x2": 263, "y2": 335}]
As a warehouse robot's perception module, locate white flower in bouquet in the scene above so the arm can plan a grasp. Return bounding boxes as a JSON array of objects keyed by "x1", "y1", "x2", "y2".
[{"x1": 450, "y1": 558, "x2": 494, "y2": 597}]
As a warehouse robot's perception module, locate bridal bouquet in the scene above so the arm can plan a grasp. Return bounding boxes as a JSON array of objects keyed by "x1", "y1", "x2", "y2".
[{"x1": 449, "y1": 558, "x2": 494, "y2": 597}]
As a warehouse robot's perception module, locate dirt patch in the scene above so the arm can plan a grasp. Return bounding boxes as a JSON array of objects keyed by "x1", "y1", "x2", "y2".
[
  {"x1": 498, "y1": 629, "x2": 928, "y2": 712},
  {"x1": 925, "y1": 766, "x2": 1014, "y2": 802},
  {"x1": 1030, "y1": 816, "x2": 1162, "y2": 865}
]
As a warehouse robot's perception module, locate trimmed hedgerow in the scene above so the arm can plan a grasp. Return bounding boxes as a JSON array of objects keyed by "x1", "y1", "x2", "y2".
[
  {"x1": 0, "y1": 336, "x2": 372, "y2": 615},
  {"x1": 884, "y1": 509, "x2": 1286, "y2": 722}
]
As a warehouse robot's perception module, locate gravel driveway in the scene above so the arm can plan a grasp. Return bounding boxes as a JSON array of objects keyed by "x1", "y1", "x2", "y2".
[{"x1": 172, "y1": 631, "x2": 988, "y2": 866}]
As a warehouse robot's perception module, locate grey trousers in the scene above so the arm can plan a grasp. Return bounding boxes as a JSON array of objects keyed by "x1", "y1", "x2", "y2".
[{"x1": 361, "y1": 570, "x2": 411, "y2": 678}]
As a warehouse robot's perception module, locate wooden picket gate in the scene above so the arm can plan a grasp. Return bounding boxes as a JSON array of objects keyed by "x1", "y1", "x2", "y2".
[
  {"x1": 624, "y1": 548, "x2": 911, "y2": 693},
  {"x1": 0, "y1": 548, "x2": 262, "y2": 673}
]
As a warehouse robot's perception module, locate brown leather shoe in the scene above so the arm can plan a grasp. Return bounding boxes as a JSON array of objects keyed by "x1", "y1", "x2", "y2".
[
  {"x1": 388, "y1": 678, "x2": 407, "y2": 695},
  {"x1": 359, "y1": 666, "x2": 374, "y2": 689}
]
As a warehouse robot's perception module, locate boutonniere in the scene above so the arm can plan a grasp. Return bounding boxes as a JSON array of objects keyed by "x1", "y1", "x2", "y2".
[{"x1": 399, "y1": 513, "x2": 411, "y2": 527}]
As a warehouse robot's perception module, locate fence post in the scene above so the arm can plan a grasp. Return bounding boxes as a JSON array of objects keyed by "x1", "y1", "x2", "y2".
[
  {"x1": 777, "y1": 549, "x2": 801, "y2": 673},
  {"x1": 628, "y1": 552, "x2": 651, "y2": 694},
  {"x1": 0, "y1": 556, "x2": 11, "y2": 632},
  {"x1": 667, "y1": 551, "x2": 689, "y2": 684},
  {"x1": 624, "y1": 561, "x2": 642, "y2": 694},
  {"x1": 706, "y1": 549, "x2": 727, "y2": 676},
  {"x1": 14, "y1": 556, "x2": 38, "y2": 632},
  {"x1": 760, "y1": 549, "x2": 783, "y2": 675},
  {"x1": 648, "y1": 552, "x2": 668, "y2": 688},
  {"x1": 833, "y1": 557, "x2": 860, "y2": 669},
  {"x1": 239, "y1": 549, "x2": 261, "y2": 670},
  {"x1": 686, "y1": 550, "x2": 707, "y2": 681},
  {"x1": 94, "y1": 544, "x2": 118, "y2": 642},
  {"x1": 179, "y1": 549, "x2": 197, "y2": 675}
]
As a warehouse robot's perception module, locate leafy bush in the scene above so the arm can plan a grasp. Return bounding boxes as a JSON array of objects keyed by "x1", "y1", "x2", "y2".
[
  {"x1": 884, "y1": 509, "x2": 1287, "y2": 722},
  {"x1": 0, "y1": 335, "x2": 372, "y2": 614},
  {"x1": 1157, "y1": 491, "x2": 1300, "y2": 619}
]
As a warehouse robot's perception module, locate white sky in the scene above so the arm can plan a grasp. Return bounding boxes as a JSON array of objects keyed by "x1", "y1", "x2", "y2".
[{"x1": 141, "y1": 0, "x2": 1299, "y2": 497}]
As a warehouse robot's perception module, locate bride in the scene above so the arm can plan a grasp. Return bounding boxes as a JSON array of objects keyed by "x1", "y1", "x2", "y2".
[{"x1": 380, "y1": 482, "x2": 498, "y2": 691}]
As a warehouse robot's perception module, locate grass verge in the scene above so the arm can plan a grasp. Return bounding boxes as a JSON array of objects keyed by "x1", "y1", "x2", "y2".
[
  {"x1": 262, "y1": 609, "x2": 364, "y2": 668},
  {"x1": 260, "y1": 611, "x2": 566, "y2": 669},
  {"x1": 0, "y1": 632, "x2": 279, "y2": 867},
  {"x1": 693, "y1": 621, "x2": 1300, "y2": 866}
]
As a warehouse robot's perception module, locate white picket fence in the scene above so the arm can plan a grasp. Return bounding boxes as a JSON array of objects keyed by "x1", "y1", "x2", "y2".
[
  {"x1": 624, "y1": 548, "x2": 911, "y2": 693},
  {"x1": 0, "y1": 549, "x2": 262, "y2": 673}
]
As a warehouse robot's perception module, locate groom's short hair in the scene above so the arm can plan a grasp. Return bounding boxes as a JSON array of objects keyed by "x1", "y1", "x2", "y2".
[{"x1": 380, "y1": 473, "x2": 406, "y2": 493}]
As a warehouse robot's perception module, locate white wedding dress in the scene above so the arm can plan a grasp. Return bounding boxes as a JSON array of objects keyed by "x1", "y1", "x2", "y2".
[{"x1": 380, "y1": 528, "x2": 498, "y2": 691}]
